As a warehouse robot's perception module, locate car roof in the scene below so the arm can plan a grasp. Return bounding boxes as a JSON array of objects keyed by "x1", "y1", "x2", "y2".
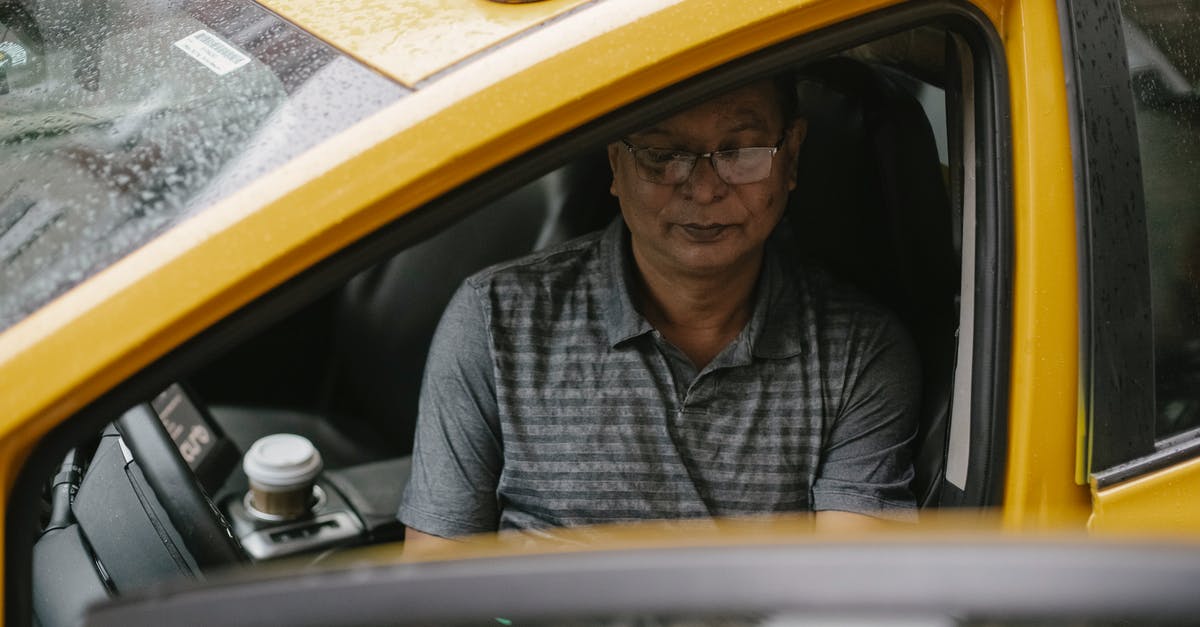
[{"x1": 258, "y1": 0, "x2": 598, "y2": 87}]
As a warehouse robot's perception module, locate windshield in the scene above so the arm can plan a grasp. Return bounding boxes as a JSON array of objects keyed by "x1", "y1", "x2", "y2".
[{"x1": 0, "y1": 0, "x2": 407, "y2": 332}]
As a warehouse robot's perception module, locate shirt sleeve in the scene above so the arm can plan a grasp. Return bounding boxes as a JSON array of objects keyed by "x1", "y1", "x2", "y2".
[
  {"x1": 811, "y1": 312, "x2": 921, "y2": 522},
  {"x1": 397, "y1": 281, "x2": 503, "y2": 537}
]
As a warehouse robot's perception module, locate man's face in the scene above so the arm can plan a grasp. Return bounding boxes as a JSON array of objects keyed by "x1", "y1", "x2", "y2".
[{"x1": 608, "y1": 80, "x2": 805, "y2": 280}]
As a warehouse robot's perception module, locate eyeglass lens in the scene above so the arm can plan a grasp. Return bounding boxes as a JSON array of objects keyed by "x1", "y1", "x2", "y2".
[{"x1": 632, "y1": 147, "x2": 777, "y2": 185}]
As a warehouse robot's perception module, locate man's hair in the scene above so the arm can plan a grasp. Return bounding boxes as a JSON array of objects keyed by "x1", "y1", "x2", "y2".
[{"x1": 773, "y1": 71, "x2": 800, "y2": 123}]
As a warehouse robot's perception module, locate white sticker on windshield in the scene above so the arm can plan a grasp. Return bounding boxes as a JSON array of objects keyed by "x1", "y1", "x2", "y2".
[
  {"x1": 0, "y1": 41, "x2": 29, "y2": 67},
  {"x1": 174, "y1": 30, "x2": 249, "y2": 76}
]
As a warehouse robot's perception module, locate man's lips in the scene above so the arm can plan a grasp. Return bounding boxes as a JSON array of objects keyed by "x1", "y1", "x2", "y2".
[{"x1": 678, "y1": 223, "x2": 731, "y2": 241}]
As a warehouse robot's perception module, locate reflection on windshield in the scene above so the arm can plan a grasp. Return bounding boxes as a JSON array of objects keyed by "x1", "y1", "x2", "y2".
[{"x1": 0, "y1": 0, "x2": 407, "y2": 331}]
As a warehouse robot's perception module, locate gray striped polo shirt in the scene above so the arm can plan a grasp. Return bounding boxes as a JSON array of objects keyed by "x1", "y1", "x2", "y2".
[{"x1": 398, "y1": 219, "x2": 919, "y2": 536}]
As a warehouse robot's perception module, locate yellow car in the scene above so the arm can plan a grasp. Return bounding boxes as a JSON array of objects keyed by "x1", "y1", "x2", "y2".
[{"x1": 2, "y1": 0, "x2": 1199, "y2": 623}]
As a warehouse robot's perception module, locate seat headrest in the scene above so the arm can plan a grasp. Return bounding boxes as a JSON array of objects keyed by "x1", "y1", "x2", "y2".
[
  {"x1": 789, "y1": 57, "x2": 958, "y2": 337},
  {"x1": 789, "y1": 57, "x2": 960, "y2": 507}
]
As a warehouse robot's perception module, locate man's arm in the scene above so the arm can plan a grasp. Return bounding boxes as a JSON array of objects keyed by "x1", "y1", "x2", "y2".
[
  {"x1": 402, "y1": 528, "x2": 463, "y2": 558},
  {"x1": 813, "y1": 510, "x2": 890, "y2": 531},
  {"x1": 811, "y1": 311, "x2": 921, "y2": 522},
  {"x1": 397, "y1": 282, "x2": 504, "y2": 538}
]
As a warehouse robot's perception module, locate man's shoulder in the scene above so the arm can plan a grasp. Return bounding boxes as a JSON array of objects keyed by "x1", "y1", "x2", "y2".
[
  {"x1": 790, "y1": 262, "x2": 894, "y2": 324},
  {"x1": 780, "y1": 260, "x2": 910, "y2": 362},
  {"x1": 464, "y1": 227, "x2": 609, "y2": 295}
]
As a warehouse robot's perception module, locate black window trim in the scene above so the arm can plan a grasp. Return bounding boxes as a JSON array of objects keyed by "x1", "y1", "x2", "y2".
[
  {"x1": 6, "y1": 1, "x2": 1010, "y2": 623},
  {"x1": 1058, "y1": 0, "x2": 1192, "y2": 487},
  {"x1": 1094, "y1": 426, "x2": 1200, "y2": 487}
]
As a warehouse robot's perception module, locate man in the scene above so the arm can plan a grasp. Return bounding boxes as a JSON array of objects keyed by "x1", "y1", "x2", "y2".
[{"x1": 399, "y1": 76, "x2": 919, "y2": 551}]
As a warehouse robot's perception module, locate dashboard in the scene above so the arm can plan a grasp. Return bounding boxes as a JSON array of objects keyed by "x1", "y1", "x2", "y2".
[{"x1": 31, "y1": 384, "x2": 410, "y2": 627}]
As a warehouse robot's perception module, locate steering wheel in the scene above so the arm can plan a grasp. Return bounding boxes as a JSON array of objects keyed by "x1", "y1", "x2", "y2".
[{"x1": 116, "y1": 403, "x2": 247, "y2": 569}]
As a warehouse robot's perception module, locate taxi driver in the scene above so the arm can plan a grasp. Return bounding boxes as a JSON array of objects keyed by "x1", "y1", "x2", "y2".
[{"x1": 399, "y1": 76, "x2": 919, "y2": 550}]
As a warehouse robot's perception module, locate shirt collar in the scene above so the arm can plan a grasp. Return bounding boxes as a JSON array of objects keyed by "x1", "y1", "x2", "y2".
[
  {"x1": 602, "y1": 219, "x2": 654, "y2": 346},
  {"x1": 601, "y1": 218, "x2": 806, "y2": 360},
  {"x1": 749, "y1": 227, "x2": 806, "y2": 360}
]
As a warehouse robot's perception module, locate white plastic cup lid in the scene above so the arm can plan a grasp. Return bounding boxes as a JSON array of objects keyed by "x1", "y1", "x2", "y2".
[{"x1": 243, "y1": 434, "x2": 323, "y2": 489}]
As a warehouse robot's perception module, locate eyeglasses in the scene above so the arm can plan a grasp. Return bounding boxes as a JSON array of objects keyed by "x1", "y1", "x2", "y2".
[{"x1": 620, "y1": 134, "x2": 786, "y2": 185}]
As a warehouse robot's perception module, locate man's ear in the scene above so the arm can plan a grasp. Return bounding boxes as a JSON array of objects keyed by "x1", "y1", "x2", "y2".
[
  {"x1": 791, "y1": 117, "x2": 808, "y2": 148},
  {"x1": 786, "y1": 117, "x2": 807, "y2": 190},
  {"x1": 606, "y1": 143, "x2": 622, "y2": 197}
]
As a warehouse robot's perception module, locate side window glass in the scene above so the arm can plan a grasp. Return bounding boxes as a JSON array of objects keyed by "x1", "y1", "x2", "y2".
[{"x1": 1120, "y1": 1, "x2": 1200, "y2": 441}]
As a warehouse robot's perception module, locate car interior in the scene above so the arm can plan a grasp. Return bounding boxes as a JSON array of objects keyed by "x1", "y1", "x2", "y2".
[
  {"x1": 24, "y1": 18, "x2": 998, "y2": 627},
  {"x1": 189, "y1": 50, "x2": 959, "y2": 499}
]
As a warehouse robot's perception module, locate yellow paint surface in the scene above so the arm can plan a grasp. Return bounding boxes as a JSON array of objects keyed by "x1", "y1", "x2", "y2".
[
  {"x1": 998, "y1": 0, "x2": 1092, "y2": 529},
  {"x1": 1092, "y1": 456, "x2": 1200, "y2": 534},
  {"x1": 259, "y1": 0, "x2": 595, "y2": 86}
]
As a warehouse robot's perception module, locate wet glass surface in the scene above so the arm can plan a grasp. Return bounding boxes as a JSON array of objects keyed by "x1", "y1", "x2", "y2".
[
  {"x1": 1121, "y1": 0, "x2": 1200, "y2": 440},
  {"x1": 0, "y1": 0, "x2": 408, "y2": 332}
]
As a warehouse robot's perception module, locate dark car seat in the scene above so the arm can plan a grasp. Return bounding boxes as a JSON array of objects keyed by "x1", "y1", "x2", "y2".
[
  {"x1": 788, "y1": 57, "x2": 959, "y2": 506},
  {"x1": 321, "y1": 182, "x2": 559, "y2": 457},
  {"x1": 209, "y1": 178, "x2": 562, "y2": 467}
]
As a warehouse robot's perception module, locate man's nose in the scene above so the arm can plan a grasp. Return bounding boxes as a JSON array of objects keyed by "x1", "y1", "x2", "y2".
[{"x1": 680, "y1": 156, "x2": 727, "y2": 203}]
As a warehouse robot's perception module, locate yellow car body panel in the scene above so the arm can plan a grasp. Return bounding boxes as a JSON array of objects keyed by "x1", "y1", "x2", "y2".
[
  {"x1": 997, "y1": 0, "x2": 1092, "y2": 528},
  {"x1": 1092, "y1": 457, "x2": 1200, "y2": 534}
]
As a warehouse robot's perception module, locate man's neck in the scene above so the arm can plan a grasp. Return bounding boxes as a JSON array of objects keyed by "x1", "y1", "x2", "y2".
[{"x1": 631, "y1": 244, "x2": 764, "y2": 370}]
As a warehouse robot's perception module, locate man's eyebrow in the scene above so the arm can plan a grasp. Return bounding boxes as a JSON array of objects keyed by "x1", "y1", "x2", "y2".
[
  {"x1": 727, "y1": 108, "x2": 772, "y2": 131},
  {"x1": 633, "y1": 118, "x2": 770, "y2": 139},
  {"x1": 629, "y1": 110, "x2": 774, "y2": 142},
  {"x1": 630, "y1": 126, "x2": 672, "y2": 139}
]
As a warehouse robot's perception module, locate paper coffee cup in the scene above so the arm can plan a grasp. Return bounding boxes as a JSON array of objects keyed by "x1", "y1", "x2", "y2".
[{"x1": 243, "y1": 434, "x2": 323, "y2": 520}]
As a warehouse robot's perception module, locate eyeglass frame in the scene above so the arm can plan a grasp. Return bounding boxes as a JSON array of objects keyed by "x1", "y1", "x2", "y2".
[{"x1": 618, "y1": 132, "x2": 789, "y2": 185}]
